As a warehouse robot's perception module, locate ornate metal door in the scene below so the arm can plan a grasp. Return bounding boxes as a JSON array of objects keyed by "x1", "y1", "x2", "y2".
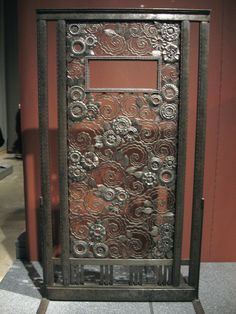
[
  {"x1": 68, "y1": 22, "x2": 178, "y2": 262},
  {"x1": 37, "y1": 9, "x2": 210, "y2": 303}
]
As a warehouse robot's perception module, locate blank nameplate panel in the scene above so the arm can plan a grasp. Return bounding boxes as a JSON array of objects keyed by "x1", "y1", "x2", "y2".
[{"x1": 86, "y1": 57, "x2": 160, "y2": 91}]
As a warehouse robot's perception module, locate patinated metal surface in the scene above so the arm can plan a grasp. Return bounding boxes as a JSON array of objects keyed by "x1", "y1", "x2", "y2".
[
  {"x1": 37, "y1": 8, "x2": 210, "y2": 302},
  {"x1": 67, "y1": 22, "x2": 179, "y2": 266}
]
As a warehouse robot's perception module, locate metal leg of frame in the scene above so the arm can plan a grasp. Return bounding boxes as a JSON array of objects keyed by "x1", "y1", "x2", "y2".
[
  {"x1": 172, "y1": 19, "x2": 190, "y2": 286},
  {"x1": 37, "y1": 19, "x2": 54, "y2": 286},
  {"x1": 36, "y1": 298, "x2": 50, "y2": 314},
  {"x1": 192, "y1": 299, "x2": 205, "y2": 314},
  {"x1": 57, "y1": 19, "x2": 70, "y2": 286},
  {"x1": 189, "y1": 21, "x2": 209, "y2": 295}
]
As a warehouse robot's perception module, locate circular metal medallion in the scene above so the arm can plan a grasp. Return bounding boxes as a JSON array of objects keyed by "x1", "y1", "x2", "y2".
[
  {"x1": 159, "y1": 168, "x2": 175, "y2": 185},
  {"x1": 161, "y1": 23, "x2": 180, "y2": 42},
  {"x1": 149, "y1": 157, "x2": 162, "y2": 172},
  {"x1": 80, "y1": 152, "x2": 99, "y2": 170},
  {"x1": 93, "y1": 243, "x2": 109, "y2": 258},
  {"x1": 142, "y1": 172, "x2": 158, "y2": 187},
  {"x1": 159, "y1": 103, "x2": 177, "y2": 120},
  {"x1": 71, "y1": 38, "x2": 86, "y2": 55},
  {"x1": 87, "y1": 103, "x2": 99, "y2": 121},
  {"x1": 102, "y1": 187, "x2": 116, "y2": 201},
  {"x1": 85, "y1": 34, "x2": 97, "y2": 47},
  {"x1": 68, "y1": 101, "x2": 87, "y2": 121},
  {"x1": 89, "y1": 222, "x2": 106, "y2": 242},
  {"x1": 112, "y1": 116, "x2": 132, "y2": 135},
  {"x1": 150, "y1": 94, "x2": 163, "y2": 107},
  {"x1": 162, "y1": 84, "x2": 179, "y2": 101},
  {"x1": 69, "y1": 24, "x2": 81, "y2": 36},
  {"x1": 163, "y1": 156, "x2": 176, "y2": 169},
  {"x1": 162, "y1": 43, "x2": 180, "y2": 63},
  {"x1": 69, "y1": 148, "x2": 82, "y2": 164},
  {"x1": 72, "y1": 240, "x2": 88, "y2": 257},
  {"x1": 103, "y1": 130, "x2": 121, "y2": 147},
  {"x1": 69, "y1": 165, "x2": 86, "y2": 182},
  {"x1": 69, "y1": 86, "x2": 85, "y2": 102}
]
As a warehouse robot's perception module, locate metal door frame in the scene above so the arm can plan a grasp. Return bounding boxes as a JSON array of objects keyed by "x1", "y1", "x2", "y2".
[{"x1": 37, "y1": 8, "x2": 210, "y2": 305}]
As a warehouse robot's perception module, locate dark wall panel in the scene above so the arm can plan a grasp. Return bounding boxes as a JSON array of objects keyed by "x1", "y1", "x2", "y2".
[
  {"x1": 209, "y1": 0, "x2": 236, "y2": 261},
  {"x1": 4, "y1": 0, "x2": 20, "y2": 152},
  {"x1": 0, "y1": 0, "x2": 7, "y2": 147}
]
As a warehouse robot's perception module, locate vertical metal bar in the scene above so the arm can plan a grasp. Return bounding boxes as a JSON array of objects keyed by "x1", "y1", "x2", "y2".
[
  {"x1": 80, "y1": 265, "x2": 84, "y2": 285},
  {"x1": 57, "y1": 20, "x2": 70, "y2": 286},
  {"x1": 70, "y1": 265, "x2": 74, "y2": 284},
  {"x1": 154, "y1": 266, "x2": 158, "y2": 285},
  {"x1": 167, "y1": 265, "x2": 172, "y2": 285},
  {"x1": 100, "y1": 265, "x2": 104, "y2": 285},
  {"x1": 139, "y1": 267, "x2": 143, "y2": 285},
  {"x1": 37, "y1": 19, "x2": 53, "y2": 285},
  {"x1": 109, "y1": 265, "x2": 113, "y2": 285},
  {"x1": 129, "y1": 266, "x2": 133, "y2": 285},
  {"x1": 189, "y1": 22, "x2": 209, "y2": 296},
  {"x1": 163, "y1": 265, "x2": 167, "y2": 285},
  {"x1": 134, "y1": 267, "x2": 138, "y2": 285},
  {"x1": 158, "y1": 265, "x2": 163, "y2": 285},
  {"x1": 104, "y1": 265, "x2": 109, "y2": 285},
  {"x1": 76, "y1": 265, "x2": 80, "y2": 285},
  {"x1": 172, "y1": 20, "x2": 190, "y2": 286}
]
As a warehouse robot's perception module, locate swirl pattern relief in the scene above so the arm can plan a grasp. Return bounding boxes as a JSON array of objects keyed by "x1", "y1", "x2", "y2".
[{"x1": 67, "y1": 21, "x2": 180, "y2": 259}]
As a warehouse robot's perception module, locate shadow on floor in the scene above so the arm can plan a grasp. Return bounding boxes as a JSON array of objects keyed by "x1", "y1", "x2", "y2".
[{"x1": 0, "y1": 260, "x2": 42, "y2": 299}]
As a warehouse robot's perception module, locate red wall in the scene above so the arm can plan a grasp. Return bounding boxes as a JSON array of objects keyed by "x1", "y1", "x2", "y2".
[{"x1": 18, "y1": 0, "x2": 236, "y2": 261}]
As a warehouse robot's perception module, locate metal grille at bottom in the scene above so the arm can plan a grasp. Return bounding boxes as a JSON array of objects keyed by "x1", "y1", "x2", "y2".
[{"x1": 54, "y1": 263, "x2": 173, "y2": 286}]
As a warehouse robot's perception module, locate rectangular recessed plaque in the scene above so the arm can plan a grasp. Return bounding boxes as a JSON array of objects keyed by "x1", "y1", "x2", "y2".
[{"x1": 85, "y1": 56, "x2": 160, "y2": 92}]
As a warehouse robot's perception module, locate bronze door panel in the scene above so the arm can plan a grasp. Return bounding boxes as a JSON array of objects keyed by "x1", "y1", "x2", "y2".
[{"x1": 67, "y1": 22, "x2": 179, "y2": 263}]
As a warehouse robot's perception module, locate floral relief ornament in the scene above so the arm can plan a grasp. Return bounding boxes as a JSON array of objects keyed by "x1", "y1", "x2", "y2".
[
  {"x1": 160, "y1": 23, "x2": 180, "y2": 42},
  {"x1": 68, "y1": 23, "x2": 98, "y2": 57},
  {"x1": 95, "y1": 184, "x2": 129, "y2": 207},
  {"x1": 142, "y1": 171, "x2": 158, "y2": 187},
  {"x1": 112, "y1": 116, "x2": 132, "y2": 135},
  {"x1": 162, "y1": 43, "x2": 180, "y2": 63},
  {"x1": 69, "y1": 165, "x2": 86, "y2": 182},
  {"x1": 163, "y1": 156, "x2": 176, "y2": 169},
  {"x1": 80, "y1": 152, "x2": 99, "y2": 170},
  {"x1": 159, "y1": 103, "x2": 178, "y2": 120},
  {"x1": 89, "y1": 221, "x2": 106, "y2": 242},
  {"x1": 150, "y1": 22, "x2": 180, "y2": 63},
  {"x1": 68, "y1": 96, "x2": 100, "y2": 122},
  {"x1": 68, "y1": 146, "x2": 99, "y2": 182},
  {"x1": 95, "y1": 116, "x2": 138, "y2": 148}
]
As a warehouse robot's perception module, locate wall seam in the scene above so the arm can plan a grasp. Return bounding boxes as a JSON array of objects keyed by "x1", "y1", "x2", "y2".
[{"x1": 209, "y1": 0, "x2": 225, "y2": 259}]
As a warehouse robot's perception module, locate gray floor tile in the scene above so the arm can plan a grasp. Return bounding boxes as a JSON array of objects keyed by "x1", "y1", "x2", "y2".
[
  {"x1": 47, "y1": 301, "x2": 151, "y2": 314},
  {"x1": 151, "y1": 302, "x2": 195, "y2": 314},
  {"x1": 0, "y1": 290, "x2": 40, "y2": 314},
  {"x1": 0, "y1": 152, "x2": 25, "y2": 281},
  {"x1": 199, "y1": 263, "x2": 236, "y2": 314}
]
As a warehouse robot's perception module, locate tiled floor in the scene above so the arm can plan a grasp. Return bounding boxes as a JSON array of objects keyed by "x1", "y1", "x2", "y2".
[
  {"x1": 0, "y1": 260, "x2": 236, "y2": 313},
  {"x1": 0, "y1": 152, "x2": 25, "y2": 281}
]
